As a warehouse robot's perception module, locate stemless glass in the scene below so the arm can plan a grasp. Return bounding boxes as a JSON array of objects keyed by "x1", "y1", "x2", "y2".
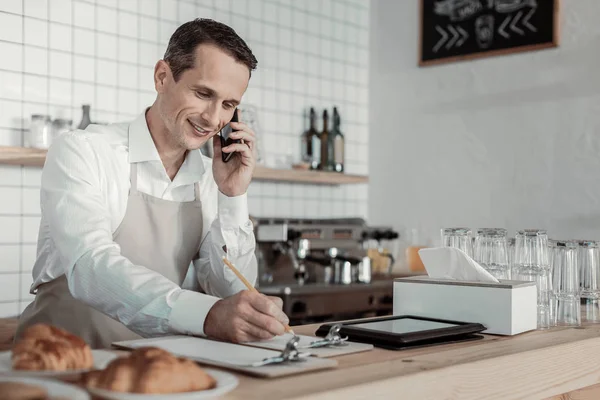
[
  {"x1": 579, "y1": 240, "x2": 600, "y2": 323},
  {"x1": 548, "y1": 239, "x2": 558, "y2": 326},
  {"x1": 473, "y1": 228, "x2": 510, "y2": 280},
  {"x1": 441, "y1": 228, "x2": 473, "y2": 258},
  {"x1": 507, "y1": 237, "x2": 515, "y2": 272},
  {"x1": 512, "y1": 229, "x2": 550, "y2": 329},
  {"x1": 552, "y1": 240, "x2": 580, "y2": 326}
]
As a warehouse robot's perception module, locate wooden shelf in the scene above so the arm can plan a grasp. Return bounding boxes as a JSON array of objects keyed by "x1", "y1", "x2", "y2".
[
  {"x1": 0, "y1": 146, "x2": 46, "y2": 167},
  {"x1": 253, "y1": 165, "x2": 367, "y2": 184},
  {"x1": 0, "y1": 146, "x2": 368, "y2": 185}
]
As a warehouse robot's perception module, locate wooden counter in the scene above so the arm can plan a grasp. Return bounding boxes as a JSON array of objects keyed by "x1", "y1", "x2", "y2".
[
  {"x1": 3, "y1": 317, "x2": 600, "y2": 399},
  {"x1": 223, "y1": 323, "x2": 600, "y2": 400}
]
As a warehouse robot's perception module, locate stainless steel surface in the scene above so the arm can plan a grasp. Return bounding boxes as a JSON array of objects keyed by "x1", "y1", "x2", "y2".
[
  {"x1": 254, "y1": 217, "x2": 398, "y2": 324},
  {"x1": 358, "y1": 256, "x2": 372, "y2": 283},
  {"x1": 255, "y1": 217, "x2": 394, "y2": 286},
  {"x1": 333, "y1": 259, "x2": 352, "y2": 285}
]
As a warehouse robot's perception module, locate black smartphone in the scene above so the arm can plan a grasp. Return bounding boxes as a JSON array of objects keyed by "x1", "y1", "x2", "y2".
[{"x1": 219, "y1": 108, "x2": 241, "y2": 163}]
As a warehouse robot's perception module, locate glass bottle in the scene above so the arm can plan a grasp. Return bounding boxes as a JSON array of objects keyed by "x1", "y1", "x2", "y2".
[
  {"x1": 301, "y1": 107, "x2": 321, "y2": 169},
  {"x1": 331, "y1": 106, "x2": 344, "y2": 173},
  {"x1": 320, "y1": 109, "x2": 334, "y2": 171}
]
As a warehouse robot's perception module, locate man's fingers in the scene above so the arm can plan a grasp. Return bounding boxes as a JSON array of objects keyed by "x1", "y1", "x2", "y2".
[
  {"x1": 237, "y1": 301, "x2": 285, "y2": 337},
  {"x1": 234, "y1": 319, "x2": 274, "y2": 343},
  {"x1": 228, "y1": 130, "x2": 255, "y2": 149},
  {"x1": 266, "y1": 295, "x2": 284, "y2": 310},
  {"x1": 246, "y1": 311, "x2": 285, "y2": 337},
  {"x1": 222, "y1": 143, "x2": 253, "y2": 163},
  {"x1": 248, "y1": 294, "x2": 289, "y2": 325},
  {"x1": 229, "y1": 122, "x2": 254, "y2": 138}
]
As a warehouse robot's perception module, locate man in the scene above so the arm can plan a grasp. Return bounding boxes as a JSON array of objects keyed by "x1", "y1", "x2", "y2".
[{"x1": 16, "y1": 19, "x2": 289, "y2": 349}]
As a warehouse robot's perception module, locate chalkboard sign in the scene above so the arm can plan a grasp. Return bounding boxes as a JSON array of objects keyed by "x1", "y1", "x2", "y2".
[{"x1": 419, "y1": 0, "x2": 560, "y2": 66}]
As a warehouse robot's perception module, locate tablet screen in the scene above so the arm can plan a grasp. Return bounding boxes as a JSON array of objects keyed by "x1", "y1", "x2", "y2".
[{"x1": 351, "y1": 318, "x2": 460, "y2": 334}]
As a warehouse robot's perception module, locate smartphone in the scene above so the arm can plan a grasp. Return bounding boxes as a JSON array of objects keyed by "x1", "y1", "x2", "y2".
[{"x1": 219, "y1": 108, "x2": 241, "y2": 163}]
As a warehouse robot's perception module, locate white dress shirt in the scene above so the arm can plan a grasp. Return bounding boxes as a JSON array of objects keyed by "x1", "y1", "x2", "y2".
[{"x1": 31, "y1": 111, "x2": 258, "y2": 337}]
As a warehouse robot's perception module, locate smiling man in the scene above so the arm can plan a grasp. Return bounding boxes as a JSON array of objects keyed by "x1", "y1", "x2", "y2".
[{"x1": 15, "y1": 19, "x2": 289, "y2": 349}]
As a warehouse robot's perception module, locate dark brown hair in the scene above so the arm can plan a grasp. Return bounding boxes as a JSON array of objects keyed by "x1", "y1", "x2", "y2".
[{"x1": 163, "y1": 18, "x2": 258, "y2": 81}]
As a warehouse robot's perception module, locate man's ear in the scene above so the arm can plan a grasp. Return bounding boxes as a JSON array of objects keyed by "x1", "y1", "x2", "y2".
[{"x1": 154, "y1": 60, "x2": 171, "y2": 93}]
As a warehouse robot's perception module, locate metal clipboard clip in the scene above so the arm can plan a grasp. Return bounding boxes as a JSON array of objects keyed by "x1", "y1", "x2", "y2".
[
  {"x1": 307, "y1": 324, "x2": 349, "y2": 348},
  {"x1": 250, "y1": 335, "x2": 311, "y2": 367}
]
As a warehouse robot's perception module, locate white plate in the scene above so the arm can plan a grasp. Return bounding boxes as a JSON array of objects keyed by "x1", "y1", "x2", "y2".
[
  {"x1": 0, "y1": 349, "x2": 118, "y2": 377},
  {"x1": 0, "y1": 376, "x2": 90, "y2": 399},
  {"x1": 86, "y1": 368, "x2": 239, "y2": 400}
]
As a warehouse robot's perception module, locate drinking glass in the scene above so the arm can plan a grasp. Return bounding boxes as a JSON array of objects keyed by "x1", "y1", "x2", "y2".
[
  {"x1": 441, "y1": 228, "x2": 473, "y2": 258},
  {"x1": 579, "y1": 240, "x2": 600, "y2": 323},
  {"x1": 512, "y1": 229, "x2": 550, "y2": 329},
  {"x1": 552, "y1": 240, "x2": 580, "y2": 326},
  {"x1": 507, "y1": 237, "x2": 515, "y2": 273},
  {"x1": 473, "y1": 228, "x2": 510, "y2": 280},
  {"x1": 548, "y1": 239, "x2": 557, "y2": 325}
]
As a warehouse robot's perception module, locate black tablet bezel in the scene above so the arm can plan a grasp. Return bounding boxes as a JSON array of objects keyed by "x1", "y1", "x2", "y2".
[{"x1": 315, "y1": 315, "x2": 486, "y2": 348}]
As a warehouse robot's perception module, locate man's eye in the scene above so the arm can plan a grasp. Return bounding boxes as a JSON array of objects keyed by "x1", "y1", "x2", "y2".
[
  {"x1": 196, "y1": 92, "x2": 209, "y2": 98},
  {"x1": 223, "y1": 103, "x2": 234, "y2": 110}
]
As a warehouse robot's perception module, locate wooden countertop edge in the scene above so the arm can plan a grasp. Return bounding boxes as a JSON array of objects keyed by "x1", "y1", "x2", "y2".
[
  {"x1": 281, "y1": 336, "x2": 600, "y2": 400},
  {"x1": 224, "y1": 325, "x2": 600, "y2": 400}
]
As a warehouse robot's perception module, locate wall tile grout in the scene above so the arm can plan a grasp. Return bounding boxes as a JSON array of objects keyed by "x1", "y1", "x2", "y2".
[{"x1": 0, "y1": 0, "x2": 370, "y2": 313}]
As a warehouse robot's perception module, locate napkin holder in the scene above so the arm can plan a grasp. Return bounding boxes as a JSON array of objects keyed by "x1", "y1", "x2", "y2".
[{"x1": 393, "y1": 276, "x2": 537, "y2": 335}]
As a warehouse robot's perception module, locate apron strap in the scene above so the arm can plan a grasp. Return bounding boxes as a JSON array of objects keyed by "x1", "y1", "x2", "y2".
[{"x1": 130, "y1": 163, "x2": 139, "y2": 195}]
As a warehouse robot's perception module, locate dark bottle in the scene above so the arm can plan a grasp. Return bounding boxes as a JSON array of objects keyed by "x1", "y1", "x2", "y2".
[
  {"x1": 301, "y1": 108, "x2": 321, "y2": 169},
  {"x1": 331, "y1": 106, "x2": 345, "y2": 172},
  {"x1": 77, "y1": 104, "x2": 92, "y2": 130},
  {"x1": 320, "y1": 110, "x2": 334, "y2": 171}
]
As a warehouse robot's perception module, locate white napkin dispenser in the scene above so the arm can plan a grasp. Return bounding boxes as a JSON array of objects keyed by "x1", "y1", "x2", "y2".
[{"x1": 393, "y1": 276, "x2": 537, "y2": 335}]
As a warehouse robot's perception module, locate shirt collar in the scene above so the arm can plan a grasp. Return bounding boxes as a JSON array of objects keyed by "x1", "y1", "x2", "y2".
[
  {"x1": 128, "y1": 111, "x2": 162, "y2": 163},
  {"x1": 128, "y1": 110, "x2": 206, "y2": 185}
]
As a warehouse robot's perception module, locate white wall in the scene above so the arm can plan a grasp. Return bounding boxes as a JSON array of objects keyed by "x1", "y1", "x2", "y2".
[
  {"x1": 369, "y1": 0, "x2": 600, "y2": 247},
  {"x1": 0, "y1": 0, "x2": 370, "y2": 316}
]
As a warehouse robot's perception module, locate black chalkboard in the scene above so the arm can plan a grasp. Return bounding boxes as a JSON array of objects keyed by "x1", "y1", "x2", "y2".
[{"x1": 419, "y1": 0, "x2": 560, "y2": 66}]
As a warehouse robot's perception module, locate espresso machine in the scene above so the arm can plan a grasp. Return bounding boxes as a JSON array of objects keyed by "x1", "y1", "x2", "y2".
[{"x1": 254, "y1": 217, "x2": 400, "y2": 325}]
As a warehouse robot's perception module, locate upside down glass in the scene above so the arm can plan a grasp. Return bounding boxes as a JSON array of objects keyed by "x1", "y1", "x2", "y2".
[
  {"x1": 548, "y1": 239, "x2": 557, "y2": 326},
  {"x1": 512, "y1": 229, "x2": 550, "y2": 329},
  {"x1": 507, "y1": 237, "x2": 515, "y2": 271},
  {"x1": 552, "y1": 241, "x2": 580, "y2": 326},
  {"x1": 473, "y1": 228, "x2": 510, "y2": 280},
  {"x1": 441, "y1": 228, "x2": 473, "y2": 258},
  {"x1": 579, "y1": 240, "x2": 600, "y2": 323}
]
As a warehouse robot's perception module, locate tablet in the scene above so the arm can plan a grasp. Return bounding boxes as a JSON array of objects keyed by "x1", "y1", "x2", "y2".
[{"x1": 315, "y1": 315, "x2": 486, "y2": 350}]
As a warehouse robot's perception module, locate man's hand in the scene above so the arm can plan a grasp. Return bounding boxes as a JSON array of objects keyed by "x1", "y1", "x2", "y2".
[
  {"x1": 212, "y1": 109, "x2": 257, "y2": 197},
  {"x1": 203, "y1": 291, "x2": 289, "y2": 343}
]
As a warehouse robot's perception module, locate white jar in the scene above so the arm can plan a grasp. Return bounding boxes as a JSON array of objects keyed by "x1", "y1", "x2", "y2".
[{"x1": 25, "y1": 114, "x2": 52, "y2": 149}]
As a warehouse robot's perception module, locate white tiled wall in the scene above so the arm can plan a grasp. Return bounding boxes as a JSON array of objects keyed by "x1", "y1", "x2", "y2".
[{"x1": 0, "y1": 0, "x2": 370, "y2": 316}]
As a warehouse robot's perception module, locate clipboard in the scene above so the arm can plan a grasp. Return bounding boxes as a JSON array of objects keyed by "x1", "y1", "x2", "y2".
[
  {"x1": 112, "y1": 335, "x2": 337, "y2": 378},
  {"x1": 244, "y1": 331, "x2": 373, "y2": 358}
]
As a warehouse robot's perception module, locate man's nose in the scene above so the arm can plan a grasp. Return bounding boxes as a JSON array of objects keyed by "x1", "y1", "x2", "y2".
[{"x1": 200, "y1": 104, "x2": 220, "y2": 129}]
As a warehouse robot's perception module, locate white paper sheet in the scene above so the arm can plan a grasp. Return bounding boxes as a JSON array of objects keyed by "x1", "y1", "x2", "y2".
[
  {"x1": 113, "y1": 335, "x2": 338, "y2": 377},
  {"x1": 124, "y1": 336, "x2": 281, "y2": 366}
]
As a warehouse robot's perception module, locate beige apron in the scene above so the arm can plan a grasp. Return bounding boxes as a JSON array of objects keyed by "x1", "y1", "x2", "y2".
[{"x1": 17, "y1": 162, "x2": 204, "y2": 349}]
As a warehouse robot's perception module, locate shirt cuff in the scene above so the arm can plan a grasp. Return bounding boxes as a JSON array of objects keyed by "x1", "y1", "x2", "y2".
[
  {"x1": 168, "y1": 290, "x2": 220, "y2": 336},
  {"x1": 218, "y1": 191, "x2": 249, "y2": 228}
]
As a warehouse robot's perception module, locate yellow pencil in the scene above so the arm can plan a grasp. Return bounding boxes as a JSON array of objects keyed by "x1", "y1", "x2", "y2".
[{"x1": 222, "y1": 256, "x2": 294, "y2": 334}]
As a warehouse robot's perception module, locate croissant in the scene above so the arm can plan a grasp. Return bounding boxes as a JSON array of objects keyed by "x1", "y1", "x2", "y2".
[
  {"x1": 84, "y1": 347, "x2": 216, "y2": 394},
  {"x1": 12, "y1": 324, "x2": 93, "y2": 371}
]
